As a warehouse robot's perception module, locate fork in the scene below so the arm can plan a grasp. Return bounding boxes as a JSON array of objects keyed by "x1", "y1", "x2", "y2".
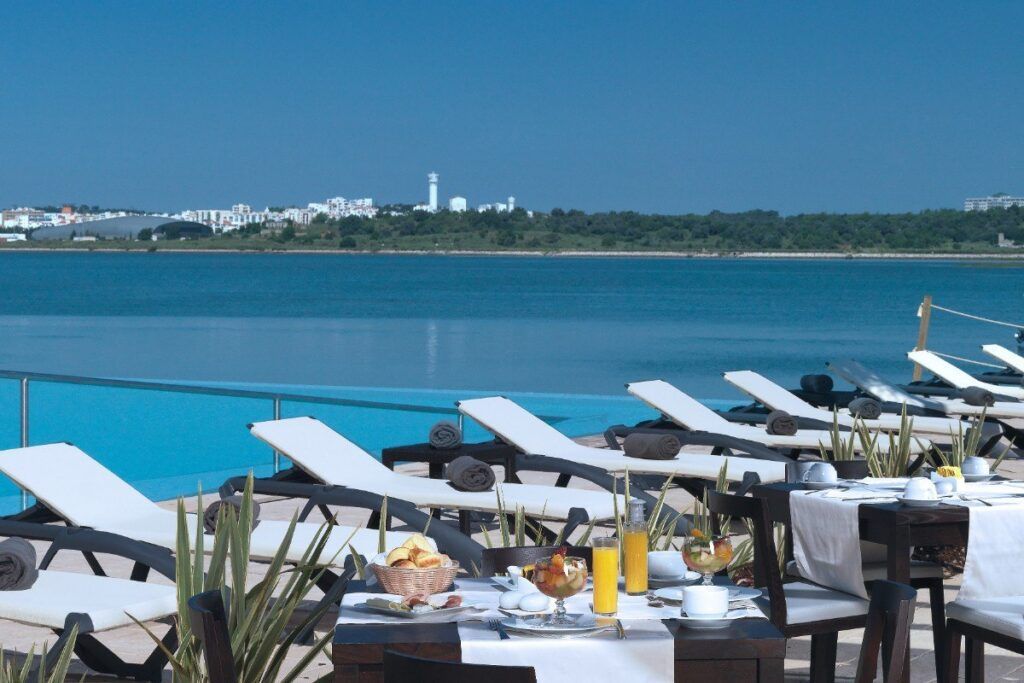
[{"x1": 488, "y1": 619, "x2": 511, "y2": 640}]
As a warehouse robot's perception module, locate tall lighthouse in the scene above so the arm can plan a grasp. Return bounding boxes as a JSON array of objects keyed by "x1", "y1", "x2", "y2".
[{"x1": 428, "y1": 172, "x2": 439, "y2": 212}]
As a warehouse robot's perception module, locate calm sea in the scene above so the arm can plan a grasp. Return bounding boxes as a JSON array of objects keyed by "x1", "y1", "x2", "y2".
[
  {"x1": 0, "y1": 252, "x2": 1019, "y2": 397},
  {"x1": 0, "y1": 252, "x2": 1019, "y2": 509}
]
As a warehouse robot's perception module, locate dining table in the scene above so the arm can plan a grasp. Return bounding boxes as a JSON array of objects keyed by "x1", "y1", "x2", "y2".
[{"x1": 331, "y1": 576, "x2": 786, "y2": 682}]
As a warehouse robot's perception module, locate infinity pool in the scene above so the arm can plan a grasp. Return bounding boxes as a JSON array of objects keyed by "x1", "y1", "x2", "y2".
[{"x1": 0, "y1": 378, "x2": 736, "y2": 514}]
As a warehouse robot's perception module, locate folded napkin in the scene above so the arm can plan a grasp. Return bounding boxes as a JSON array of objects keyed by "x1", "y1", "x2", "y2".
[
  {"x1": 959, "y1": 386, "x2": 995, "y2": 407},
  {"x1": 622, "y1": 433, "x2": 681, "y2": 460},
  {"x1": 446, "y1": 456, "x2": 496, "y2": 492},
  {"x1": 765, "y1": 410, "x2": 798, "y2": 436},
  {"x1": 800, "y1": 374, "x2": 833, "y2": 394},
  {"x1": 957, "y1": 502, "x2": 1024, "y2": 600},
  {"x1": 0, "y1": 538, "x2": 38, "y2": 591},
  {"x1": 429, "y1": 421, "x2": 463, "y2": 449},
  {"x1": 847, "y1": 397, "x2": 882, "y2": 420},
  {"x1": 203, "y1": 495, "x2": 261, "y2": 533}
]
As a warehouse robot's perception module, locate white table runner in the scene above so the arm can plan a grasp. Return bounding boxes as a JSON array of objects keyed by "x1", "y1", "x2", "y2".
[
  {"x1": 458, "y1": 619, "x2": 674, "y2": 682},
  {"x1": 955, "y1": 502, "x2": 1024, "y2": 601}
]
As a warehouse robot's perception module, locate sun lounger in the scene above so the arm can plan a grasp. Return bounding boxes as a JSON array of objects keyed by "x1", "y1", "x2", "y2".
[
  {"x1": 246, "y1": 417, "x2": 627, "y2": 540},
  {"x1": 0, "y1": 443, "x2": 455, "y2": 569},
  {"x1": 627, "y1": 379, "x2": 929, "y2": 454},
  {"x1": 456, "y1": 396, "x2": 787, "y2": 486},
  {"x1": 981, "y1": 344, "x2": 1024, "y2": 374},
  {"x1": 828, "y1": 358, "x2": 1024, "y2": 420},
  {"x1": 722, "y1": 370, "x2": 965, "y2": 435},
  {"x1": 907, "y1": 350, "x2": 1024, "y2": 401}
]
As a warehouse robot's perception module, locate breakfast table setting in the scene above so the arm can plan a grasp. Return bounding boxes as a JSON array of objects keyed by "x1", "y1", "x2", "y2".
[{"x1": 331, "y1": 532, "x2": 785, "y2": 682}]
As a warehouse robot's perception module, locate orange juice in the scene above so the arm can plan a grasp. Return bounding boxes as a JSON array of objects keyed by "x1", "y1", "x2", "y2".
[
  {"x1": 623, "y1": 528, "x2": 649, "y2": 595},
  {"x1": 592, "y1": 539, "x2": 619, "y2": 615}
]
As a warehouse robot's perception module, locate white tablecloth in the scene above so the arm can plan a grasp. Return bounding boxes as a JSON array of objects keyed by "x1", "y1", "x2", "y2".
[
  {"x1": 956, "y1": 502, "x2": 1024, "y2": 600},
  {"x1": 458, "y1": 619, "x2": 675, "y2": 682}
]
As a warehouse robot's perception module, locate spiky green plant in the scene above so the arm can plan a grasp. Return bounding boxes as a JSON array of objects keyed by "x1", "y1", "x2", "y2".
[
  {"x1": 690, "y1": 462, "x2": 731, "y2": 540},
  {"x1": 135, "y1": 474, "x2": 353, "y2": 682},
  {"x1": 818, "y1": 412, "x2": 860, "y2": 461},
  {"x1": 727, "y1": 520, "x2": 787, "y2": 581},
  {"x1": 0, "y1": 626, "x2": 79, "y2": 683},
  {"x1": 868, "y1": 407, "x2": 922, "y2": 478}
]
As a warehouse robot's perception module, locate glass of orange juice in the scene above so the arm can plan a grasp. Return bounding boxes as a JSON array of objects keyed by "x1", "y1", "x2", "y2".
[{"x1": 592, "y1": 537, "x2": 619, "y2": 615}]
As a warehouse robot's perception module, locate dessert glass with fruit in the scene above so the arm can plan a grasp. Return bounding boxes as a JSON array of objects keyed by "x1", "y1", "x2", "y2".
[
  {"x1": 682, "y1": 531, "x2": 733, "y2": 586},
  {"x1": 530, "y1": 549, "x2": 589, "y2": 626}
]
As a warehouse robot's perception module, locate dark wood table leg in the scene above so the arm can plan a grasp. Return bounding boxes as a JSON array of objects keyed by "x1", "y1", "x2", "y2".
[
  {"x1": 886, "y1": 525, "x2": 913, "y2": 683},
  {"x1": 759, "y1": 656, "x2": 785, "y2": 683}
]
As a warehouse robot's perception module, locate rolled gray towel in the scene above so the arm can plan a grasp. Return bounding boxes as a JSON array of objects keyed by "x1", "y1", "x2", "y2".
[
  {"x1": 800, "y1": 374, "x2": 834, "y2": 394},
  {"x1": 446, "y1": 455, "x2": 496, "y2": 492},
  {"x1": 765, "y1": 410, "x2": 798, "y2": 436},
  {"x1": 959, "y1": 386, "x2": 995, "y2": 407},
  {"x1": 203, "y1": 495, "x2": 261, "y2": 534},
  {"x1": 429, "y1": 421, "x2": 462, "y2": 449},
  {"x1": 622, "y1": 433, "x2": 681, "y2": 460},
  {"x1": 848, "y1": 397, "x2": 882, "y2": 420},
  {"x1": 0, "y1": 538, "x2": 37, "y2": 591}
]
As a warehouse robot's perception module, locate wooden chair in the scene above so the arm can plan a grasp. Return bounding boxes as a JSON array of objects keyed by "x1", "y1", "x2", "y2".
[
  {"x1": 707, "y1": 491, "x2": 871, "y2": 683},
  {"x1": 479, "y1": 545, "x2": 594, "y2": 577},
  {"x1": 187, "y1": 589, "x2": 238, "y2": 683},
  {"x1": 853, "y1": 580, "x2": 917, "y2": 683},
  {"x1": 383, "y1": 650, "x2": 536, "y2": 682},
  {"x1": 943, "y1": 598, "x2": 1024, "y2": 683}
]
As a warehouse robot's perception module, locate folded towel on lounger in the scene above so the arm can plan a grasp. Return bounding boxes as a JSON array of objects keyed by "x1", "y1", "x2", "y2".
[
  {"x1": 959, "y1": 386, "x2": 995, "y2": 407},
  {"x1": 622, "y1": 433, "x2": 681, "y2": 460},
  {"x1": 847, "y1": 397, "x2": 882, "y2": 420},
  {"x1": 446, "y1": 456, "x2": 496, "y2": 492},
  {"x1": 429, "y1": 421, "x2": 463, "y2": 449},
  {"x1": 204, "y1": 495, "x2": 262, "y2": 533},
  {"x1": 0, "y1": 538, "x2": 37, "y2": 591},
  {"x1": 799, "y1": 374, "x2": 834, "y2": 394},
  {"x1": 765, "y1": 410, "x2": 799, "y2": 436}
]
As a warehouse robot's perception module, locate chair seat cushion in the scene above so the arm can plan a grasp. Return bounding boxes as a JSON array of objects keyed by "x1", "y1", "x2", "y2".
[
  {"x1": 0, "y1": 570, "x2": 177, "y2": 632},
  {"x1": 757, "y1": 581, "x2": 869, "y2": 625},
  {"x1": 948, "y1": 596, "x2": 1024, "y2": 641},
  {"x1": 786, "y1": 559, "x2": 944, "y2": 581}
]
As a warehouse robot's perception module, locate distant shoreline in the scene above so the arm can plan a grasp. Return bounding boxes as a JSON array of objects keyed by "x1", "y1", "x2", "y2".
[{"x1": 2, "y1": 246, "x2": 1024, "y2": 260}]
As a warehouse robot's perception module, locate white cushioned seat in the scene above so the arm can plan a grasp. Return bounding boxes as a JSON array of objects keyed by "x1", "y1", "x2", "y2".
[
  {"x1": 756, "y1": 581, "x2": 869, "y2": 625},
  {"x1": 0, "y1": 570, "x2": 177, "y2": 632},
  {"x1": 947, "y1": 596, "x2": 1024, "y2": 641},
  {"x1": 786, "y1": 559, "x2": 944, "y2": 581}
]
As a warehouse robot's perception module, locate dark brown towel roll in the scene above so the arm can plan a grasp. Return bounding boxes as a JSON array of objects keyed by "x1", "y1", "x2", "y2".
[
  {"x1": 0, "y1": 538, "x2": 37, "y2": 591},
  {"x1": 622, "y1": 433, "x2": 681, "y2": 460},
  {"x1": 765, "y1": 410, "x2": 798, "y2": 435},
  {"x1": 800, "y1": 374, "x2": 834, "y2": 394},
  {"x1": 848, "y1": 397, "x2": 882, "y2": 420},
  {"x1": 446, "y1": 456, "x2": 496, "y2": 492},
  {"x1": 203, "y1": 495, "x2": 261, "y2": 534}
]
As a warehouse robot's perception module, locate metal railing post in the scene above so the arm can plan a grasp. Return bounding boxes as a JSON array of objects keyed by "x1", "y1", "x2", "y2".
[
  {"x1": 272, "y1": 397, "x2": 282, "y2": 473},
  {"x1": 457, "y1": 413, "x2": 464, "y2": 433},
  {"x1": 19, "y1": 378, "x2": 28, "y2": 510}
]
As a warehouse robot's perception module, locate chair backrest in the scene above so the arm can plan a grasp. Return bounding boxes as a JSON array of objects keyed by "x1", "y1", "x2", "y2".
[
  {"x1": 479, "y1": 545, "x2": 594, "y2": 577},
  {"x1": 907, "y1": 350, "x2": 982, "y2": 390},
  {"x1": 705, "y1": 491, "x2": 788, "y2": 626},
  {"x1": 457, "y1": 396, "x2": 575, "y2": 456},
  {"x1": 383, "y1": 650, "x2": 536, "y2": 683},
  {"x1": 626, "y1": 380, "x2": 730, "y2": 432},
  {"x1": 853, "y1": 580, "x2": 917, "y2": 683},
  {"x1": 723, "y1": 370, "x2": 820, "y2": 417},
  {"x1": 827, "y1": 359, "x2": 930, "y2": 408},
  {"x1": 982, "y1": 343, "x2": 1024, "y2": 373},
  {"x1": 187, "y1": 590, "x2": 237, "y2": 683}
]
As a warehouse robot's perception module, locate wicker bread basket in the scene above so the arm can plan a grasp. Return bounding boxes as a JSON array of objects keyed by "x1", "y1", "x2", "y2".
[{"x1": 371, "y1": 562, "x2": 460, "y2": 597}]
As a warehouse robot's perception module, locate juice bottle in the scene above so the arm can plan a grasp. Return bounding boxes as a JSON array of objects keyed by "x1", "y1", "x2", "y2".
[
  {"x1": 623, "y1": 499, "x2": 648, "y2": 595},
  {"x1": 592, "y1": 537, "x2": 619, "y2": 615}
]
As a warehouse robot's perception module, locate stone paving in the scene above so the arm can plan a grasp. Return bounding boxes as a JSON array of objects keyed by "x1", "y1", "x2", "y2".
[{"x1": 0, "y1": 444, "x2": 1021, "y2": 680}]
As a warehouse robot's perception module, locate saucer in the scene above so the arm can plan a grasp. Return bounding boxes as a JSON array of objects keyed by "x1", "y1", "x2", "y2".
[{"x1": 896, "y1": 495, "x2": 941, "y2": 507}]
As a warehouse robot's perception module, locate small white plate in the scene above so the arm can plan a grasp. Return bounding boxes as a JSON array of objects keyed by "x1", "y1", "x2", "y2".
[
  {"x1": 804, "y1": 481, "x2": 840, "y2": 490},
  {"x1": 357, "y1": 602, "x2": 478, "y2": 621},
  {"x1": 963, "y1": 473, "x2": 996, "y2": 483},
  {"x1": 896, "y1": 495, "x2": 941, "y2": 507},
  {"x1": 500, "y1": 613, "x2": 602, "y2": 635},
  {"x1": 654, "y1": 586, "x2": 762, "y2": 603},
  {"x1": 648, "y1": 570, "x2": 701, "y2": 585},
  {"x1": 677, "y1": 612, "x2": 748, "y2": 629}
]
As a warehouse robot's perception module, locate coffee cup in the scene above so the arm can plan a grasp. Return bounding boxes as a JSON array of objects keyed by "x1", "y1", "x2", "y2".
[
  {"x1": 682, "y1": 585, "x2": 729, "y2": 619},
  {"x1": 804, "y1": 462, "x2": 838, "y2": 484},
  {"x1": 962, "y1": 456, "x2": 990, "y2": 477},
  {"x1": 903, "y1": 478, "x2": 938, "y2": 500}
]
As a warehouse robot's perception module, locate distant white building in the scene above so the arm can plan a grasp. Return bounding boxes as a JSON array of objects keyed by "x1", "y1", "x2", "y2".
[
  {"x1": 965, "y1": 194, "x2": 1024, "y2": 211},
  {"x1": 0, "y1": 233, "x2": 26, "y2": 242},
  {"x1": 449, "y1": 196, "x2": 467, "y2": 212},
  {"x1": 508, "y1": 196, "x2": 515, "y2": 211},
  {"x1": 428, "y1": 172, "x2": 439, "y2": 212}
]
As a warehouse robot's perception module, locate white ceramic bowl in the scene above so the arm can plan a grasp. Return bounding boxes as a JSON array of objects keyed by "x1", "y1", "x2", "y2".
[
  {"x1": 961, "y1": 456, "x2": 990, "y2": 476},
  {"x1": 648, "y1": 550, "x2": 687, "y2": 579},
  {"x1": 682, "y1": 585, "x2": 729, "y2": 619}
]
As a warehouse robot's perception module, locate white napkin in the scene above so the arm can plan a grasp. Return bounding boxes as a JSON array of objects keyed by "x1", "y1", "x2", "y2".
[
  {"x1": 957, "y1": 503, "x2": 1024, "y2": 601},
  {"x1": 791, "y1": 490, "x2": 877, "y2": 599},
  {"x1": 458, "y1": 619, "x2": 674, "y2": 682}
]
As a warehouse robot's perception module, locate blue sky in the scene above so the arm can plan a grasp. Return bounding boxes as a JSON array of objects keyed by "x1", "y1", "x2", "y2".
[{"x1": 1, "y1": 2, "x2": 1022, "y2": 214}]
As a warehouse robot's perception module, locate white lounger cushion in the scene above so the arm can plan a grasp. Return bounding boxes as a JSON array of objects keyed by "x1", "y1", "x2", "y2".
[
  {"x1": 723, "y1": 370, "x2": 962, "y2": 435},
  {"x1": 756, "y1": 581, "x2": 869, "y2": 625},
  {"x1": 0, "y1": 570, "x2": 176, "y2": 632},
  {"x1": 249, "y1": 417, "x2": 625, "y2": 521},
  {"x1": 947, "y1": 596, "x2": 1024, "y2": 641},
  {"x1": 982, "y1": 344, "x2": 1024, "y2": 374},
  {"x1": 626, "y1": 380, "x2": 927, "y2": 454},
  {"x1": 908, "y1": 350, "x2": 1024, "y2": 400},
  {"x1": 0, "y1": 443, "x2": 412, "y2": 563},
  {"x1": 828, "y1": 359, "x2": 1024, "y2": 420},
  {"x1": 457, "y1": 396, "x2": 786, "y2": 484}
]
